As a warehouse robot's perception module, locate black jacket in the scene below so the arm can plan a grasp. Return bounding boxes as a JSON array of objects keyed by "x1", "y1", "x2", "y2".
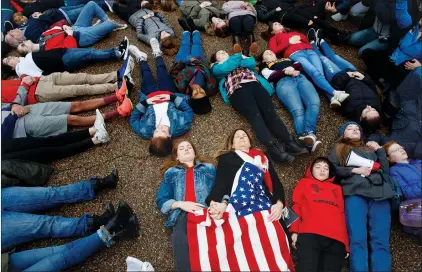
[
  {"x1": 330, "y1": 69, "x2": 382, "y2": 123},
  {"x1": 255, "y1": 0, "x2": 295, "y2": 22},
  {"x1": 1, "y1": 159, "x2": 53, "y2": 188}
]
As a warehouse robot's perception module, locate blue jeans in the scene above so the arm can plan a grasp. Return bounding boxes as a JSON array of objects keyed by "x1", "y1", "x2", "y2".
[
  {"x1": 347, "y1": 27, "x2": 389, "y2": 56},
  {"x1": 175, "y1": 31, "x2": 206, "y2": 63},
  {"x1": 62, "y1": 47, "x2": 119, "y2": 71},
  {"x1": 1, "y1": 181, "x2": 95, "y2": 252},
  {"x1": 140, "y1": 56, "x2": 177, "y2": 95},
  {"x1": 344, "y1": 195, "x2": 391, "y2": 272},
  {"x1": 312, "y1": 41, "x2": 357, "y2": 81},
  {"x1": 65, "y1": 0, "x2": 105, "y2": 7},
  {"x1": 290, "y1": 49, "x2": 336, "y2": 96},
  {"x1": 60, "y1": 4, "x2": 85, "y2": 24},
  {"x1": 73, "y1": 1, "x2": 114, "y2": 47},
  {"x1": 9, "y1": 232, "x2": 105, "y2": 272},
  {"x1": 276, "y1": 74, "x2": 320, "y2": 135}
]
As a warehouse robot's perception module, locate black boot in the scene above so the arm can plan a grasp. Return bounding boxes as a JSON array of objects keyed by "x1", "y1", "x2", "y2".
[
  {"x1": 89, "y1": 203, "x2": 116, "y2": 233},
  {"x1": 267, "y1": 141, "x2": 295, "y2": 163},
  {"x1": 285, "y1": 136, "x2": 309, "y2": 156},
  {"x1": 186, "y1": 17, "x2": 197, "y2": 32},
  {"x1": 91, "y1": 168, "x2": 119, "y2": 193},
  {"x1": 177, "y1": 18, "x2": 191, "y2": 32},
  {"x1": 105, "y1": 200, "x2": 140, "y2": 239}
]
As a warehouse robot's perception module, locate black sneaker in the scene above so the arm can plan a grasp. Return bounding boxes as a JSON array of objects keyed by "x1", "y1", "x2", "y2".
[
  {"x1": 177, "y1": 18, "x2": 191, "y2": 32},
  {"x1": 118, "y1": 36, "x2": 129, "y2": 60},
  {"x1": 307, "y1": 28, "x2": 317, "y2": 43},
  {"x1": 315, "y1": 29, "x2": 324, "y2": 46},
  {"x1": 186, "y1": 17, "x2": 197, "y2": 32}
]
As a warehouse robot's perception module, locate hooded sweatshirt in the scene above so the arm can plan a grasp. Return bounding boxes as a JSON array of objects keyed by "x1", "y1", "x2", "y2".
[{"x1": 290, "y1": 159, "x2": 349, "y2": 252}]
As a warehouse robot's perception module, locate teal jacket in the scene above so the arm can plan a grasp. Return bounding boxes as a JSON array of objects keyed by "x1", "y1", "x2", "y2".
[{"x1": 210, "y1": 53, "x2": 274, "y2": 105}]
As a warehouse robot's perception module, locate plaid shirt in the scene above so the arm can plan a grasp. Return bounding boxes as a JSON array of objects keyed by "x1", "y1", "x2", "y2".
[{"x1": 225, "y1": 67, "x2": 257, "y2": 98}]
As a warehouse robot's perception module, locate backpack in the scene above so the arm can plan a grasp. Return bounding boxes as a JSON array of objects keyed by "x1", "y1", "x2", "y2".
[{"x1": 399, "y1": 199, "x2": 422, "y2": 238}]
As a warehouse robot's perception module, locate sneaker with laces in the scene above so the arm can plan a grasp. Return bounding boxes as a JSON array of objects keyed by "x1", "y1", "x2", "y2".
[
  {"x1": 307, "y1": 28, "x2": 317, "y2": 43},
  {"x1": 311, "y1": 140, "x2": 322, "y2": 153},
  {"x1": 113, "y1": 21, "x2": 127, "y2": 31},
  {"x1": 333, "y1": 90, "x2": 350, "y2": 103},
  {"x1": 128, "y1": 45, "x2": 147, "y2": 63},
  {"x1": 115, "y1": 78, "x2": 128, "y2": 103},
  {"x1": 94, "y1": 109, "x2": 106, "y2": 132},
  {"x1": 150, "y1": 38, "x2": 162, "y2": 57},
  {"x1": 117, "y1": 96, "x2": 133, "y2": 116},
  {"x1": 330, "y1": 97, "x2": 341, "y2": 108},
  {"x1": 94, "y1": 125, "x2": 110, "y2": 143},
  {"x1": 299, "y1": 132, "x2": 316, "y2": 146},
  {"x1": 332, "y1": 13, "x2": 348, "y2": 21},
  {"x1": 104, "y1": 0, "x2": 115, "y2": 12},
  {"x1": 124, "y1": 75, "x2": 134, "y2": 96},
  {"x1": 315, "y1": 29, "x2": 324, "y2": 46},
  {"x1": 118, "y1": 36, "x2": 129, "y2": 60},
  {"x1": 117, "y1": 56, "x2": 134, "y2": 87}
]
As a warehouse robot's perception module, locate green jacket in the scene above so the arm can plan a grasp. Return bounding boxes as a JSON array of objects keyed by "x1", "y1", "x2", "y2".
[{"x1": 180, "y1": 0, "x2": 225, "y2": 29}]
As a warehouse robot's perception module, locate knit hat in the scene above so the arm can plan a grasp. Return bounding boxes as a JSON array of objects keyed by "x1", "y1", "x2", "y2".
[
  {"x1": 338, "y1": 121, "x2": 363, "y2": 138},
  {"x1": 190, "y1": 96, "x2": 212, "y2": 115}
]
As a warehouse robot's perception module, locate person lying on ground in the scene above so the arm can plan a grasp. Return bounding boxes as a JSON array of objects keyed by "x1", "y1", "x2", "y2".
[
  {"x1": 328, "y1": 121, "x2": 395, "y2": 272},
  {"x1": 384, "y1": 141, "x2": 422, "y2": 200},
  {"x1": 290, "y1": 157, "x2": 350, "y2": 272},
  {"x1": 309, "y1": 34, "x2": 383, "y2": 133},
  {"x1": 1, "y1": 169, "x2": 121, "y2": 252},
  {"x1": 266, "y1": 22, "x2": 350, "y2": 108},
  {"x1": 2, "y1": 37, "x2": 129, "y2": 77},
  {"x1": 210, "y1": 50, "x2": 308, "y2": 163},
  {"x1": 260, "y1": 49, "x2": 322, "y2": 153},
  {"x1": 1, "y1": 82, "x2": 133, "y2": 138},
  {"x1": 111, "y1": 0, "x2": 178, "y2": 55},
  {"x1": 170, "y1": 30, "x2": 218, "y2": 115},
  {"x1": 178, "y1": 0, "x2": 229, "y2": 38},
  {"x1": 128, "y1": 42, "x2": 193, "y2": 157},
  {"x1": 2, "y1": 56, "x2": 134, "y2": 104},
  {"x1": 156, "y1": 139, "x2": 216, "y2": 271},
  {"x1": 368, "y1": 67, "x2": 422, "y2": 159}
]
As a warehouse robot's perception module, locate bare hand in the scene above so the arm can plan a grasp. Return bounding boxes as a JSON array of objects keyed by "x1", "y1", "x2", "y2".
[
  {"x1": 291, "y1": 233, "x2": 298, "y2": 249},
  {"x1": 352, "y1": 166, "x2": 371, "y2": 177},
  {"x1": 352, "y1": 71, "x2": 365, "y2": 80},
  {"x1": 292, "y1": 70, "x2": 300, "y2": 77},
  {"x1": 176, "y1": 201, "x2": 205, "y2": 213},
  {"x1": 11, "y1": 104, "x2": 29, "y2": 117},
  {"x1": 289, "y1": 35, "x2": 301, "y2": 44},
  {"x1": 325, "y1": 2, "x2": 337, "y2": 13},
  {"x1": 366, "y1": 141, "x2": 381, "y2": 151},
  {"x1": 276, "y1": 7, "x2": 281, "y2": 12},
  {"x1": 200, "y1": 1, "x2": 212, "y2": 8},
  {"x1": 268, "y1": 200, "x2": 284, "y2": 222},
  {"x1": 147, "y1": 94, "x2": 170, "y2": 104},
  {"x1": 284, "y1": 66, "x2": 295, "y2": 76},
  {"x1": 21, "y1": 75, "x2": 34, "y2": 86},
  {"x1": 208, "y1": 200, "x2": 227, "y2": 220},
  {"x1": 404, "y1": 59, "x2": 421, "y2": 70},
  {"x1": 63, "y1": 25, "x2": 73, "y2": 36}
]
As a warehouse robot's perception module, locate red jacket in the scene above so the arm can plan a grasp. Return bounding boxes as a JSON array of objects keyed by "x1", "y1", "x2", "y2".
[
  {"x1": 41, "y1": 26, "x2": 77, "y2": 51},
  {"x1": 289, "y1": 163, "x2": 349, "y2": 252},
  {"x1": 269, "y1": 31, "x2": 313, "y2": 58},
  {"x1": 1, "y1": 77, "x2": 39, "y2": 105}
]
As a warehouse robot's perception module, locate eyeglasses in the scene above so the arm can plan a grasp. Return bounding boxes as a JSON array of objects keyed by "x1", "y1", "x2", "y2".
[{"x1": 388, "y1": 147, "x2": 405, "y2": 155}]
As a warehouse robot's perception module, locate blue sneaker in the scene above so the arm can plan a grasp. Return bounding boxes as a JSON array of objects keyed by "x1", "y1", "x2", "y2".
[{"x1": 117, "y1": 56, "x2": 134, "y2": 88}]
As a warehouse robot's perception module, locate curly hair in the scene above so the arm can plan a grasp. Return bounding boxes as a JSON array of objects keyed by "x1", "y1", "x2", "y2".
[{"x1": 161, "y1": 36, "x2": 178, "y2": 56}]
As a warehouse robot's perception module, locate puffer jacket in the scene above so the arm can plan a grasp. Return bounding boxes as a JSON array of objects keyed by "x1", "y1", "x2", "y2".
[
  {"x1": 1, "y1": 159, "x2": 53, "y2": 188},
  {"x1": 330, "y1": 69, "x2": 382, "y2": 123},
  {"x1": 179, "y1": 0, "x2": 225, "y2": 29},
  {"x1": 389, "y1": 159, "x2": 422, "y2": 200},
  {"x1": 255, "y1": 0, "x2": 295, "y2": 22},
  {"x1": 328, "y1": 146, "x2": 395, "y2": 201},
  {"x1": 128, "y1": 8, "x2": 174, "y2": 44}
]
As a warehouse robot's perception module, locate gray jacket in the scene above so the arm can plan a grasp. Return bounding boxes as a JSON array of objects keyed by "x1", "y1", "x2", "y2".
[
  {"x1": 128, "y1": 9, "x2": 174, "y2": 44},
  {"x1": 222, "y1": 1, "x2": 257, "y2": 22},
  {"x1": 328, "y1": 146, "x2": 395, "y2": 201}
]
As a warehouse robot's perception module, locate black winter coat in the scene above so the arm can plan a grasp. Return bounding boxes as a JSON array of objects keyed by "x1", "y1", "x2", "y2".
[
  {"x1": 255, "y1": 0, "x2": 295, "y2": 22},
  {"x1": 1, "y1": 159, "x2": 53, "y2": 188},
  {"x1": 330, "y1": 69, "x2": 382, "y2": 123}
]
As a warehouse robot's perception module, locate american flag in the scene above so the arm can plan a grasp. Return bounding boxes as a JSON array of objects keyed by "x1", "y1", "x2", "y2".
[{"x1": 187, "y1": 162, "x2": 294, "y2": 271}]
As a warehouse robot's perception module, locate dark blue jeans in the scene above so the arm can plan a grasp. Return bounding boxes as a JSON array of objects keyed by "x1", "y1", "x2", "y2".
[
  {"x1": 312, "y1": 41, "x2": 357, "y2": 81},
  {"x1": 72, "y1": 1, "x2": 115, "y2": 47},
  {"x1": 60, "y1": 4, "x2": 84, "y2": 24},
  {"x1": 9, "y1": 232, "x2": 105, "y2": 272},
  {"x1": 62, "y1": 47, "x2": 119, "y2": 71},
  {"x1": 275, "y1": 74, "x2": 320, "y2": 135},
  {"x1": 347, "y1": 27, "x2": 389, "y2": 56},
  {"x1": 175, "y1": 31, "x2": 206, "y2": 63},
  {"x1": 1, "y1": 181, "x2": 95, "y2": 252},
  {"x1": 140, "y1": 56, "x2": 177, "y2": 95},
  {"x1": 344, "y1": 195, "x2": 391, "y2": 272}
]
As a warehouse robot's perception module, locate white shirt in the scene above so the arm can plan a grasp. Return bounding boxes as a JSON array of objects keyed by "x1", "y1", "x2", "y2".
[
  {"x1": 153, "y1": 102, "x2": 171, "y2": 128},
  {"x1": 15, "y1": 53, "x2": 43, "y2": 77}
]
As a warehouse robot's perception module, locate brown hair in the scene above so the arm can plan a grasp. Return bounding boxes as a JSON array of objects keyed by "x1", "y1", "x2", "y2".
[
  {"x1": 216, "y1": 128, "x2": 256, "y2": 158},
  {"x1": 149, "y1": 136, "x2": 173, "y2": 157},
  {"x1": 215, "y1": 24, "x2": 230, "y2": 38},
  {"x1": 161, "y1": 35, "x2": 178, "y2": 56},
  {"x1": 13, "y1": 12, "x2": 28, "y2": 25},
  {"x1": 261, "y1": 22, "x2": 290, "y2": 41},
  {"x1": 160, "y1": 0, "x2": 177, "y2": 11},
  {"x1": 383, "y1": 141, "x2": 399, "y2": 164},
  {"x1": 334, "y1": 137, "x2": 367, "y2": 166},
  {"x1": 160, "y1": 139, "x2": 213, "y2": 176},
  {"x1": 360, "y1": 114, "x2": 382, "y2": 133}
]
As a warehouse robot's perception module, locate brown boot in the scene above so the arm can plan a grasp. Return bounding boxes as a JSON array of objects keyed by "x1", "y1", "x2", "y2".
[
  {"x1": 232, "y1": 36, "x2": 242, "y2": 54},
  {"x1": 247, "y1": 34, "x2": 258, "y2": 57}
]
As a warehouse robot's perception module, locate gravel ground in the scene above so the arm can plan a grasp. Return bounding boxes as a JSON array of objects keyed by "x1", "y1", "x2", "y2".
[{"x1": 14, "y1": 2, "x2": 421, "y2": 271}]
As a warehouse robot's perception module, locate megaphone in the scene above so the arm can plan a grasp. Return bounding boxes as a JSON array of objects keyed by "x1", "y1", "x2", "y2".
[{"x1": 346, "y1": 151, "x2": 380, "y2": 177}]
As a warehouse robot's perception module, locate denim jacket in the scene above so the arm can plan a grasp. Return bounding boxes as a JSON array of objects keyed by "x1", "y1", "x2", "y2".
[
  {"x1": 129, "y1": 93, "x2": 193, "y2": 139},
  {"x1": 156, "y1": 162, "x2": 216, "y2": 228},
  {"x1": 211, "y1": 53, "x2": 275, "y2": 105}
]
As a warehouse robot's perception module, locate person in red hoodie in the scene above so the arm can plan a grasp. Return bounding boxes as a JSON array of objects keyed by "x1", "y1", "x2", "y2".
[
  {"x1": 290, "y1": 157, "x2": 349, "y2": 272},
  {"x1": 266, "y1": 22, "x2": 349, "y2": 108}
]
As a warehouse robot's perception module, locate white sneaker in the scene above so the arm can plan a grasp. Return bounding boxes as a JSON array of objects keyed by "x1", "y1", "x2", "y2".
[
  {"x1": 332, "y1": 13, "x2": 348, "y2": 21},
  {"x1": 311, "y1": 140, "x2": 322, "y2": 153},
  {"x1": 333, "y1": 90, "x2": 350, "y2": 103},
  {"x1": 150, "y1": 38, "x2": 162, "y2": 57},
  {"x1": 330, "y1": 97, "x2": 341, "y2": 108},
  {"x1": 93, "y1": 109, "x2": 109, "y2": 143},
  {"x1": 299, "y1": 132, "x2": 317, "y2": 146},
  {"x1": 113, "y1": 21, "x2": 127, "y2": 31},
  {"x1": 93, "y1": 126, "x2": 110, "y2": 143},
  {"x1": 128, "y1": 45, "x2": 147, "y2": 62},
  {"x1": 94, "y1": 109, "x2": 106, "y2": 132}
]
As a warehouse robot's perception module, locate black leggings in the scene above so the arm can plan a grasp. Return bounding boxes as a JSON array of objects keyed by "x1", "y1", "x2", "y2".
[
  {"x1": 229, "y1": 15, "x2": 256, "y2": 37},
  {"x1": 2, "y1": 129, "x2": 94, "y2": 164},
  {"x1": 229, "y1": 81, "x2": 290, "y2": 147}
]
